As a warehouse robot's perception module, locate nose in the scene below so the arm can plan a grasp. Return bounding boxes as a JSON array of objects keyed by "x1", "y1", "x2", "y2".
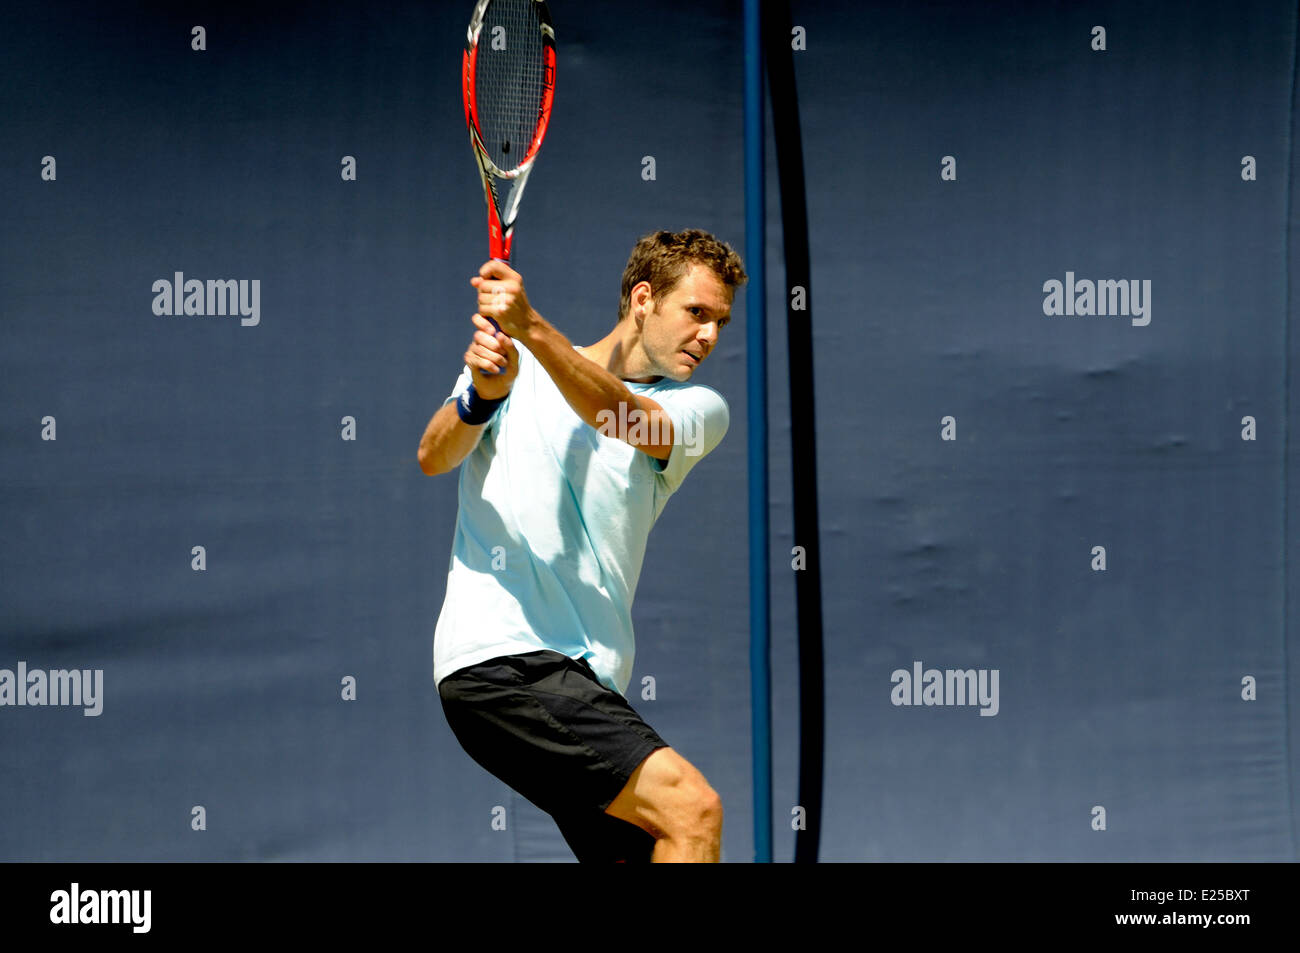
[{"x1": 699, "y1": 321, "x2": 719, "y2": 351}]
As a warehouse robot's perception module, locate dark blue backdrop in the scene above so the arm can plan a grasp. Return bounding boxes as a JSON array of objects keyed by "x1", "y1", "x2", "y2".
[{"x1": 1, "y1": 0, "x2": 1295, "y2": 861}]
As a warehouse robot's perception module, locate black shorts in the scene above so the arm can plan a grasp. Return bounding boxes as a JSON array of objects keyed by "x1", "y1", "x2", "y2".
[{"x1": 437, "y1": 649, "x2": 670, "y2": 863}]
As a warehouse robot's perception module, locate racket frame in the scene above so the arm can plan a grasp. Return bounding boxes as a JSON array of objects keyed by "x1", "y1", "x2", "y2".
[{"x1": 462, "y1": 0, "x2": 556, "y2": 263}]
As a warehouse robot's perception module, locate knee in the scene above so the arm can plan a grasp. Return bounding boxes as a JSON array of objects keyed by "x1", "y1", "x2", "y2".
[
  {"x1": 659, "y1": 768, "x2": 722, "y2": 841},
  {"x1": 695, "y1": 786, "x2": 723, "y2": 836},
  {"x1": 610, "y1": 748, "x2": 724, "y2": 844}
]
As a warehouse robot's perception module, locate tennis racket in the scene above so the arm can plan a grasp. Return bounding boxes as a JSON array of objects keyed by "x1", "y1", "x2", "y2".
[{"x1": 462, "y1": 0, "x2": 556, "y2": 337}]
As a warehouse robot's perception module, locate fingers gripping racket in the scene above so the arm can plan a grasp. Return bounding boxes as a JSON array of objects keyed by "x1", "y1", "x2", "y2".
[{"x1": 463, "y1": 0, "x2": 556, "y2": 334}]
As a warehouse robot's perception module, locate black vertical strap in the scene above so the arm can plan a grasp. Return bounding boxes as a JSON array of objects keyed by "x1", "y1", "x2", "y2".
[{"x1": 763, "y1": 0, "x2": 824, "y2": 864}]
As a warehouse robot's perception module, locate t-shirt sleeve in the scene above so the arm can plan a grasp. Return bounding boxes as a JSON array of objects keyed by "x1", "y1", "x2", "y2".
[
  {"x1": 443, "y1": 364, "x2": 474, "y2": 408},
  {"x1": 650, "y1": 384, "x2": 730, "y2": 495}
]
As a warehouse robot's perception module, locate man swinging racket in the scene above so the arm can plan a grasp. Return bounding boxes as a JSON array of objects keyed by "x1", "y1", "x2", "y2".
[{"x1": 419, "y1": 229, "x2": 746, "y2": 863}]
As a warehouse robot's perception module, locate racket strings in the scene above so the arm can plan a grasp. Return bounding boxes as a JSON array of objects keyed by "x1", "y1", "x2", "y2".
[{"x1": 475, "y1": 0, "x2": 547, "y2": 175}]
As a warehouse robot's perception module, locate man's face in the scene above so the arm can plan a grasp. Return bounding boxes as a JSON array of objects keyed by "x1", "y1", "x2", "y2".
[{"x1": 638, "y1": 263, "x2": 733, "y2": 382}]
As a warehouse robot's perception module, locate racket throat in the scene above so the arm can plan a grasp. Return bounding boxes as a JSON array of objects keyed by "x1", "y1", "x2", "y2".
[{"x1": 488, "y1": 214, "x2": 514, "y2": 261}]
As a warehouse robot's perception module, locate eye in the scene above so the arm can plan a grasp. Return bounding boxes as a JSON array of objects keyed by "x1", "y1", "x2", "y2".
[{"x1": 690, "y1": 307, "x2": 702, "y2": 316}]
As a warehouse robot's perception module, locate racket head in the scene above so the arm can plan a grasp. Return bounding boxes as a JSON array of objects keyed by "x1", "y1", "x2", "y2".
[{"x1": 462, "y1": 0, "x2": 556, "y2": 260}]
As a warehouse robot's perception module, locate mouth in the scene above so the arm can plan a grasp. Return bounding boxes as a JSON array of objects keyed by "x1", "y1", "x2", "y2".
[{"x1": 681, "y1": 350, "x2": 702, "y2": 366}]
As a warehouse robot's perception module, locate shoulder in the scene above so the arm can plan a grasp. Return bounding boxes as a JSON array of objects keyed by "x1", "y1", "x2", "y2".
[
  {"x1": 645, "y1": 378, "x2": 727, "y2": 408},
  {"x1": 650, "y1": 380, "x2": 729, "y2": 427}
]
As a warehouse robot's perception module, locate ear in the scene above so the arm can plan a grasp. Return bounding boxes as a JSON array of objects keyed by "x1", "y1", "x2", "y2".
[{"x1": 630, "y1": 280, "x2": 653, "y2": 317}]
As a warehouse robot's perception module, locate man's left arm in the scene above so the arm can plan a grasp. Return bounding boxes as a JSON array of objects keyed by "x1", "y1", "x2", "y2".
[
  {"x1": 474, "y1": 261, "x2": 674, "y2": 459},
  {"x1": 527, "y1": 319, "x2": 674, "y2": 459}
]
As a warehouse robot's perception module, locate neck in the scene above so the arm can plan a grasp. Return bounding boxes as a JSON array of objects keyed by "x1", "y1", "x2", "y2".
[{"x1": 582, "y1": 317, "x2": 660, "y2": 383}]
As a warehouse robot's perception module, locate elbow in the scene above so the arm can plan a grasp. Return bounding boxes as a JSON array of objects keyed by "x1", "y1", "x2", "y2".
[{"x1": 418, "y1": 448, "x2": 442, "y2": 477}]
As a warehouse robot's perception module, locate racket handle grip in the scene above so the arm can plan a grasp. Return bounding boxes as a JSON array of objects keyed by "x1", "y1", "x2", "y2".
[
  {"x1": 483, "y1": 255, "x2": 509, "y2": 369},
  {"x1": 481, "y1": 314, "x2": 504, "y2": 374}
]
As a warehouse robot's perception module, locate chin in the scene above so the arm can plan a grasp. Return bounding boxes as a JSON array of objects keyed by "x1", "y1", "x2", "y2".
[{"x1": 656, "y1": 351, "x2": 698, "y2": 382}]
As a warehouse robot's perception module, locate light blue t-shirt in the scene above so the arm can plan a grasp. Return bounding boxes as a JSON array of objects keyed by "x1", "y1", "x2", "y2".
[{"x1": 433, "y1": 341, "x2": 729, "y2": 696}]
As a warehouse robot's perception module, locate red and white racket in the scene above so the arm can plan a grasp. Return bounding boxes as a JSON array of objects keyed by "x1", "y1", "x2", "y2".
[{"x1": 462, "y1": 0, "x2": 556, "y2": 318}]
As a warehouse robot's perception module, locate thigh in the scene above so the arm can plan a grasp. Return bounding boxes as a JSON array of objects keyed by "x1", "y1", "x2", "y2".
[{"x1": 438, "y1": 651, "x2": 670, "y2": 820}]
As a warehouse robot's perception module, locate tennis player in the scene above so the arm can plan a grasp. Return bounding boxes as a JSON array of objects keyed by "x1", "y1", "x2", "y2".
[{"x1": 419, "y1": 229, "x2": 746, "y2": 862}]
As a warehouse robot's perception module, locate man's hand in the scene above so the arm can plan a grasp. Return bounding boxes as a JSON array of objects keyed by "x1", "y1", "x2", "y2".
[
  {"x1": 466, "y1": 313, "x2": 519, "y2": 399},
  {"x1": 472, "y1": 260, "x2": 538, "y2": 340}
]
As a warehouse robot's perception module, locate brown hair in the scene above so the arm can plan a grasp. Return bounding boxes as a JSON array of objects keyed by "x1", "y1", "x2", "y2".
[{"x1": 618, "y1": 229, "x2": 747, "y2": 321}]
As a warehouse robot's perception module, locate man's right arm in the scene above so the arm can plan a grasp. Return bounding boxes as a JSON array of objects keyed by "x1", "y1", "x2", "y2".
[
  {"x1": 417, "y1": 401, "x2": 490, "y2": 476},
  {"x1": 426, "y1": 400, "x2": 506, "y2": 475},
  {"x1": 418, "y1": 313, "x2": 519, "y2": 476}
]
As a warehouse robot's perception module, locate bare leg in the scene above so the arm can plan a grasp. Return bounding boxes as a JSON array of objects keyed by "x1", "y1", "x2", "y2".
[{"x1": 604, "y1": 747, "x2": 722, "y2": 863}]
